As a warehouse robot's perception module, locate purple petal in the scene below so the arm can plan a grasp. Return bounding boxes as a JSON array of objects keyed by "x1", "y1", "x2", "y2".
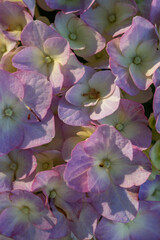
[
  {"x1": 90, "y1": 185, "x2": 139, "y2": 223},
  {"x1": 13, "y1": 71, "x2": 52, "y2": 119},
  {"x1": 129, "y1": 63, "x2": 152, "y2": 90},
  {"x1": 64, "y1": 142, "x2": 93, "y2": 192},
  {"x1": 58, "y1": 97, "x2": 90, "y2": 126},
  {"x1": 21, "y1": 20, "x2": 58, "y2": 48},
  {"x1": 19, "y1": 110, "x2": 55, "y2": 149}
]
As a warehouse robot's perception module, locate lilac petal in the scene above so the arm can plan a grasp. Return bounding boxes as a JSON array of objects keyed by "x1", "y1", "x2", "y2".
[
  {"x1": 119, "y1": 16, "x2": 156, "y2": 57},
  {"x1": 84, "y1": 125, "x2": 133, "y2": 160},
  {"x1": 87, "y1": 166, "x2": 110, "y2": 192},
  {"x1": 20, "y1": 110, "x2": 55, "y2": 149},
  {"x1": 109, "y1": 59, "x2": 139, "y2": 96},
  {"x1": 0, "y1": 172, "x2": 13, "y2": 192},
  {"x1": 129, "y1": 63, "x2": 152, "y2": 90},
  {"x1": 58, "y1": 97, "x2": 90, "y2": 126},
  {"x1": 123, "y1": 122, "x2": 152, "y2": 149},
  {"x1": 64, "y1": 142, "x2": 93, "y2": 192},
  {"x1": 155, "y1": 113, "x2": 160, "y2": 133},
  {"x1": 80, "y1": 4, "x2": 108, "y2": 36},
  {"x1": 74, "y1": 24, "x2": 106, "y2": 57},
  {"x1": 43, "y1": 37, "x2": 70, "y2": 65},
  {"x1": 95, "y1": 217, "x2": 129, "y2": 240},
  {"x1": 153, "y1": 67, "x2": 160, "y2": 88},
  {"x1": 62, "y1": 136, "x2": 82, "y2": 161},
  {"x1": 0, "y1": 70, "x2": 24, "y2": 99},
  {"x1": 21, "y1": 20, "x2": 58, "y2": 49},
  {"x1": 0, "y1": 207, "x2": 28, "y2": 237},
  {"x1": 129, "y1": 201, "x2": 160, "y2": 240},
  {"x1": 90, "y1": 185, "x2": 139, "y2": 223},
  {"x1": 23, "y1": 0, "x2": 35, "y2": 16},
  {"x1": 32, "y1": 170, "x2": 60, "y2": 194},
  {"x1": 12, "y1": 47, "x2": 48, "y2": 75},
  {"x1": 13, "y1": 150, "x2": 37, "y2": 180},
  {"x1": 0, "y1": 118, "x2": 24, "y2": 156},
  {"x1": 136, "y1": 39, "x2": 157, "y2": 60},
  {"x1": 49, "y1": 205, "x2": 70, "y2": 239},
  {"x1": 69, "y1": 203, "x2": 99, "y2": 240},
  {"x1": 65, "y1": 83, "x2": 91, "y2": 107},
  {"x1": 13, "y1": 71, "x2": 52, "y2": 119},
  {"x1": 139, "y1": 176, "x2": 160, "y2": 201},
  {"x1": 46, "y1": 0, "x2": 94, "y2": 13},
  {"x1": 0, "y1": 192, "x2": 11, "y2": 212},
  {"x1": 153, "y1": 86, "x2": 160, "y2": 118},
  {"x1": 116, "y1": 2, "x2": 137, "y2": 22},
  {"x1": 107, "y1": 38, "x2": 131, "y2": 67},
  {"x1": 89, "y1": 86, "x2": 120, "y2": 120},
  {"x1": 150, "y1": 0, "x2": 160, "y2": 24},
  {"x1": 49, "y1": 62, "x2": 64, "y2": 94},
  {"x1": 88, "y1": 71, "x2": 116, "y2": 98},
  {"x1": 112, "y1": 148, "x2": 151, "y2": 188},
  {"x1": 61, "y1": 52, "x2": 85, "y2": 88}
]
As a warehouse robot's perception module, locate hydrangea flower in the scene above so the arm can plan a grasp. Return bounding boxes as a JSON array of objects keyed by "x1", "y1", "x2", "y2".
[
  {"x1": 0, "y1": 190, "x2": 56, "y2": 239},
  {"x1": 0, "y1": 70, "x2": 55, "y2": 155},
  {"x1": 58, "y1": 69, "x2": 120, "y2": 126},
  {"x1": 54, "y1": 12, "x2": 106, "y2": 58},
  {"x1": 12, "y1": 20, "x2": 85, "y2": 93},
  {"x1": 34, "y1": 150, "x2": 64, "y2": 172},
  {"x1": 64, "y1": 125, "x2": 151, "y2": 193},
  {"x1": 99, "y1": 99, "x2": 152, "y2": 149},
  {"x1": 95, "y1": 201, "x2": 160, "y2": 240},
  {"x1": 45, "y1": 0, "x2": 95, "y2": 14},
  {"x1": 107, "y1": 16, "x2": 160, "y2": 95},
  {"x1": 139, "y1": 175, "x2": 160, "y2": 201},
  {"x1": 0, "y1": 149, "x2": 36, "y2": 192},
  {"x1": 0, "y1": 1, "x2": 32, "y2": 40},
  {"x1": 32, "y1": 165, "x2": 83, "y2": 238},
  {"x1": 81, "y1": 0, "x2": 137, "y2": 39}
]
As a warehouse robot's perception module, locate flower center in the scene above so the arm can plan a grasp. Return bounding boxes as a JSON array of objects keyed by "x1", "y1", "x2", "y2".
[
  {"x1": 99, "y1": 159, "x2": 111, "y2": 169},
  {"x1": 49, "y1": 190, "x2": 56, "y2": 199},
  {"x1": 82, "y1": 88, "x2": 100, "y2": 99},
  {"x1": 44, "y1": 56, "x2": 52, "y2": 64},
  {"x1": 133, "y1": 56, "x2": 142, "y2": 65},
  {"x1": 108, "y1": 13, "x2": 116, "y2": 23},
  {"x1": 42, "y1": 162, "x2": 49, "y2": 170},
  {"x1": 21, "y1": 206, "x2": 30, "y2": 215},
  {"x1": 115, "y1": 123, "x2": 124, "y2": 131},
  {"x1": 4, "y1": 107, "x2": 13, "y2": 117},
  {"x1": 68, "y1": 32, "x2": 77, "y2": 41},
  {"x1": 9, "y1": 162, "x2": 17, "y2": 171}
]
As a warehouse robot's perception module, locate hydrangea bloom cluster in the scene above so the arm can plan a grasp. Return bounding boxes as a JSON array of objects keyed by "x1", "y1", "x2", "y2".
[{"x1": 0, "y1": 0, "x2": 160, "y2": 239}]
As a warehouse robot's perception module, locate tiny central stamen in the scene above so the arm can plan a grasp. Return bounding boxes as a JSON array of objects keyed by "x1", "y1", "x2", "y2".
[
  {"x1": 4, "y1": 108, "x2": 13, "y2": 117},
  {"x1": 9, "y1": 162, "x2": 17, "y2": 171},
  {"x1": 115, "y1": 123, "x2": 124, "y2": 131},
  {"x1": 44, "y1": 56, "x2": 52, "y2": 64},
  {"x1": 42, "y1": 162, "x2": 49, "y2": 170},
  {"x1": 133, "y1": 56, "x2": 142, "y2": 65},
  {"x1": 99, "y1": 159, "x2": 111, "y2": 169},
  {"x1": 108, "y1": 13, "x2": 116, "y2": 23},
  {"x1": 21, "y1": 206, "x2": 30, "y2": 215},
  {"x1": 49, "y1": 190, "x2": 56, "y2": 199},
  {"x1": 82, "y1": 88, "x2": 100, "y2": 99},
  {"x1": 69, "y1": 32, "x2": 77, "y2": 41}
]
